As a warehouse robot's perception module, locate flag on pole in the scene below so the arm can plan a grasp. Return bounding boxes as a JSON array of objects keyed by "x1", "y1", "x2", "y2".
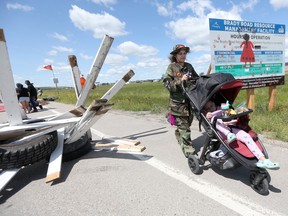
[{"x1": 43, "y1": 65, "x2": 53, "y2": 70}]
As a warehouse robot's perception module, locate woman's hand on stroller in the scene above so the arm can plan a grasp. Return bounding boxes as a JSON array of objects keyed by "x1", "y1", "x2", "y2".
[{"x1": 182, "y1": 74, "x2": 190, "y2": 81}]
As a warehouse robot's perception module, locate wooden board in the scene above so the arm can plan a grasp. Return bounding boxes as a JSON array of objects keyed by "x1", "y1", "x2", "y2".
[
  {"x1": 0, "y1": 117, "x2": 80, "y2": 140},
  {"x1": 45, "y1": 128, "x2": 65, "y2": 183},
  {"x1": 93, "y1": 143, "x2": 146, "y2": 152}
]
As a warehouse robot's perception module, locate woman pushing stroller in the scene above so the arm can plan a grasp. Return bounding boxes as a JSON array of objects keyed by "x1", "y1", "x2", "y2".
[{"x1": 203, "y1": 99, "x2": 280, "y2": 170}]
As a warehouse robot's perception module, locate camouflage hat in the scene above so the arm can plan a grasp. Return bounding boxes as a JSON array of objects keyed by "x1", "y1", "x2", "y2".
[{"x1": 170, "y1": 44, "x2": 190, "y2": 55}]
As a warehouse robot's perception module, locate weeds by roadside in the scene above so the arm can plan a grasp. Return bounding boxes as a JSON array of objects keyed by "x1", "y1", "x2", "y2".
[{"x1": 41, "y1": 75, "x2": 288, "y2": 142}]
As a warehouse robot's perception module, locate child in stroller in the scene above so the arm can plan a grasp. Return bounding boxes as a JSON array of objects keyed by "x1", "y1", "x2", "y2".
[
  {"x1": 203, "y1": 99, "x2": 279, "y2": 170},
  {"x1": 183, "y1": 72, "x2": 279, "y2": 195}
]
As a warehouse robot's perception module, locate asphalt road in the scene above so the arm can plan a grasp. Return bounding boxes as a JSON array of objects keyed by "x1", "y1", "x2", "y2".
[{"x1": 0, "y1": 102, "x2": 287, "y2": 216}]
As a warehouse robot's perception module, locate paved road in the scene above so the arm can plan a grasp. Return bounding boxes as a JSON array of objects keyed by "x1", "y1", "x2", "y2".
[{"x1": 0, "y1": 102, "x2": 287, "y2": 216}]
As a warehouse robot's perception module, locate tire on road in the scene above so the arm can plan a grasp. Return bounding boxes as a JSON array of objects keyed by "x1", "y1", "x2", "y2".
[
  {"x1": 62, "y1": 131, "x2": 92, "y2": 162},
  {"x1": 0, "y1": 131, "x2": 58, "y2": 170}
]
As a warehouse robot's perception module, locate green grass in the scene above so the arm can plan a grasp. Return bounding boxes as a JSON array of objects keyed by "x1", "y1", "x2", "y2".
[{"x1": 41, "y1": 75, "x2": 288, "y2": 142}]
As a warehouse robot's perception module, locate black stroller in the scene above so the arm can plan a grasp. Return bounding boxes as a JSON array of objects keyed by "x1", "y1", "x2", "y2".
[{"x1": 183, "y1": 72, "x2": 271, "y2": 195}]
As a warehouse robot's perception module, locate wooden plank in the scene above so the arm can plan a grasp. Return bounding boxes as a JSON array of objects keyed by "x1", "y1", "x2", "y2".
[
  {"x1": 0, "y1": 168, "x2": 20, "y2": 192},
  {"x1": 268, "y1": 86, "x2": 276, "y2": 111},
  {"x1": 0, "y1": 117, "x2": 80, "y2": 133},
  {"x1": 13, "y1": 125, "x2": 66, "y2": 143},
  {"x1": 103, "y1": 138, "x2": 140, "y2": 146},
  {"x1": 95, "y1": 138, "x2": 140, "y2": 146},
  {"x1": 93, "y1": 143, "x2": 146, "y2": 152},
  {"x1": 66, "y1": 69, "x2": 135, "y2": 143},
  {"x1": 0, "y1": 117, "x2": 80, "y2": 141},
  {"x1": 0, "y1": 29, "x2": 23, "y2": 125},
  {"x1": 91, "y1": 129, "x2": 140, "y2": 146},
  {"x1": 206, "y1": 63, "x2": 212, "y2": 75},
  {"x1": 76, "y1": 35, "x2": 114, "y2": 107},
  {"x1": 246, "y1": 88, "x2": 255, "y2": 110},
  {"x1": 65, "y1": 100, "x2": 113, "y2": 143},
  {"x1": 48, "y1": 106, "x2": 86, "y2": 121},
  {"x1": 68, "y1": 55, "x2": 82, "y2": 98},
  {"x1": 45, "y1": 127, "x2": 65, "y2": 183},
  {"x1": 101, "y1": 70, "x2": 135, "y2": 100}
]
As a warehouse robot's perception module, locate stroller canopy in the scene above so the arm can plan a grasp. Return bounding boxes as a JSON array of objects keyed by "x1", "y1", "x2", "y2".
[{"x1": 185, "y1": 73, "x2": 243, "y2": 111}]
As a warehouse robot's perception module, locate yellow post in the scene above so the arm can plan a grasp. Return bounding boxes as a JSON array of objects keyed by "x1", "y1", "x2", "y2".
[
  {"x1": 246, "y1": 89, "x2": 255, "y2": 110},
  {"x1": 207, "y1": 63, "x2": 212, "y2": 75},
  {"x1": 268, "y1": 86, "x2": 276, "y2": 111}
]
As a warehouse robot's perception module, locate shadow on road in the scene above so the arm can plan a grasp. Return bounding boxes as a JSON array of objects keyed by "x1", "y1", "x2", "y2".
[
  {"x1": 0, "y1": 146, "x2": 153, "y2": 204},
  {"x1": 121, "y1": 127, "x2": 168, "y2": 139}
]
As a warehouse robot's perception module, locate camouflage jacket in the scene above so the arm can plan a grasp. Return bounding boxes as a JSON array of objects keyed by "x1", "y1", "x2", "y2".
[{"x1": 163, "y1": 62, "x2": 198, "y2": 116}]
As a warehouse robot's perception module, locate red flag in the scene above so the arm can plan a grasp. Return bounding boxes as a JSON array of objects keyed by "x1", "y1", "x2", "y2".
[{"x1": 43, "y1": 65, "x2": 53, "y2": 70}]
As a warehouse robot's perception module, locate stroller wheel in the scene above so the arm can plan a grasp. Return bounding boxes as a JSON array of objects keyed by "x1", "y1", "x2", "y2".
[
  {"x1": 249, "y1": 171, "x2": 269, "y2": 195},
  {"x1": 188, "y1": 154, "x2": 202, "y2": 175}
]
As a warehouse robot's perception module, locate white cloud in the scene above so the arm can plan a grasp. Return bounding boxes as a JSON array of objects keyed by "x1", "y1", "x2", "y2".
[
  {"x1": 164, "y1": 1, "x2": 244, "y2": 52},
  {"x1": 269, "y1": 0, "x2": 288, "y2": 9},
  {"x1": 48, "y1": 50, "x2": 57, "y2": 56},
  {"x1": 44, "y1": 59, "x2": 54, "y2": 65},
  {"x1": 177, "y1": 0, "x2": 214, "y2": 17},
  {"x1": 6, "y1": 3, "x2": 34, "y2": 12},
  {"x1": 52, "y1": 32, "x2": 68, "y2": 42},
  {"x1": 90, "y1": 0, "x2": 117, "y2": 9},
  {"x1": 52, "y1": 46, "x2": 74, "y2": 53},
  {"x1": 100, "y1": 64, "x2": 133, "y2": 80},
  {"x1": 105, "y1": 54, "x2": 128, "y2": 65},
  {"x1": 165, "y1": 16, "x2": 210, "y2": 51},
  {"x1": 79, "y1": 53, "x2": 93, "y2": 61},
  {"x1": 156, "y1": 1, "x2": 174, "y2": 17},
  {"x1": 69, "y1": 5, "x2": 128, "y2": 38},
  {"x1": 117, "y1": 41, "x2": 159, "y2": 57},
  {"x1": 191, "y1": 53, "x2": 211, "y2": 64}
]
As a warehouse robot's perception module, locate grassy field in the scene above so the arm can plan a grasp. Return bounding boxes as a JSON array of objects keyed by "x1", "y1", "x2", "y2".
[{"x1": 42, "y1": 75, "x2": 288, "y2": 142}]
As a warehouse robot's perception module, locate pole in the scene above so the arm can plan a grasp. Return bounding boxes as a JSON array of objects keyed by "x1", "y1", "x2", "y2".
[
  {"x1": 268, "y1": 86, "x2": 276, "y2": 111},
  {"x1": 51, "y1": 69, "x2": 59, "y2": 96},
  {"x1": 76, "y1": 35, "x2": 114, "y2": 107},
  {"x1": 68, "y1": 55, "x2": 82, "y2": 98}
]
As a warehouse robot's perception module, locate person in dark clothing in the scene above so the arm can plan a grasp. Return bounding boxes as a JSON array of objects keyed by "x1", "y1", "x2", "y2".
[
  {"x1": 25, "y1": 80, "x2": 38, "y2": 112},
  {"x1": 16, "y1": 83, "x2": 30, "y2": 113}
]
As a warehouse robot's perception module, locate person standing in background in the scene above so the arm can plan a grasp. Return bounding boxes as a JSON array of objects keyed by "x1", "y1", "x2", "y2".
[
  {"x1": 16, "y1": 83, "x2": 30, "y2": 114},
  {"x1": 80, "y1": 75, "x2": 86, "y2": 88},
  {"x1": 25, "y1": 80, "x2": 38, "y2": 113}
]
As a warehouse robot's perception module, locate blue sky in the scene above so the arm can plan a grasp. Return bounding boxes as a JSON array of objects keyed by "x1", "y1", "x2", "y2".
[{"x1": 1, "y1": 0, "x2": 288, "y2": 87}]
